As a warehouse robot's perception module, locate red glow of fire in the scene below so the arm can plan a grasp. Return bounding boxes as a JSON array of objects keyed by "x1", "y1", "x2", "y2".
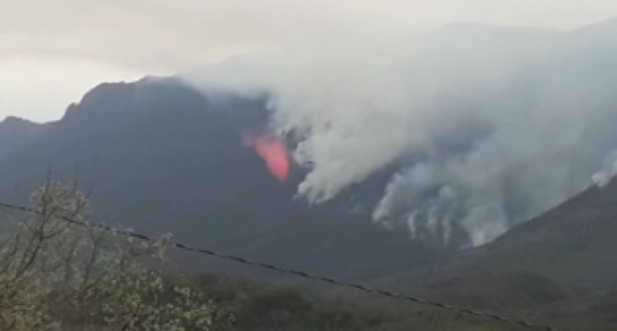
[{"x1": 243, "y1": 131, "x2": 289, "y2": 182}]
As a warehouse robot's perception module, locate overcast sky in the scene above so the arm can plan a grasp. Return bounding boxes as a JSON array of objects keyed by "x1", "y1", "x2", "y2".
[{"x1": 2, "y1": 0, "x2": 617, "y2": 122}]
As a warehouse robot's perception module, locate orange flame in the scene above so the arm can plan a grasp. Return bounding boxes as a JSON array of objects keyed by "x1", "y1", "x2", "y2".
[{"x1": 243, "y1": 131, "x2": 289, "y2": 182}]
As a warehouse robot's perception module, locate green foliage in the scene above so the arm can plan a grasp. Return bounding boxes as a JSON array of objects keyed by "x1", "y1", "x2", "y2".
[
  {"x1": 0, "y1": 181, "x2": 216, "y2": 331},
  {"x1": 1, "y1": 181, "x2": 612, "y2": 331},
  {"x1": 185, "y1": 273, "x2": 526, "y2": 331}
]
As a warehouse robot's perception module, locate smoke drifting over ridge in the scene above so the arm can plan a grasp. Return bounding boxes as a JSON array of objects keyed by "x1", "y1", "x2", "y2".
[{"x1": 185, "y1": 20, "x2": 617, "y2": 247}]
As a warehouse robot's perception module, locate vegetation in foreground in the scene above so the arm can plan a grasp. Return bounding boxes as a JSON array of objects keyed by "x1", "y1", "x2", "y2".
[
  {"x1": 0, "y1": 181, "x2": 615, "y2": 331},
  {"x1": 0, "y1": 181, "x2": 216, "y2": 330}
]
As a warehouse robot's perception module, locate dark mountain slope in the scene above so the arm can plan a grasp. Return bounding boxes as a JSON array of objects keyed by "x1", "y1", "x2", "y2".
[
  {"x1": 2, "y1": 18, "x2": 617, "y2": 284},
  {"x1": 354, "y1": 179, "x2": 617, "y2": 329},
  {"x1": 0, "y1": 77, "x2": 439, "y2": 279},
  {"x1": 0, "y1": 116, "x2": 47, "y2": 158},
  {"x1": 379, "y1": 178, "x2": 617, "y2": 298},
  {"x1": 452, "y1": 179, "x2": 617, "y2": 290}
]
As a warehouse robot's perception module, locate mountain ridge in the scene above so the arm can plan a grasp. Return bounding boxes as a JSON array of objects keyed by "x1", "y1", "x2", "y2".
[
  {"x1": 376, "y1": 177, "x2": 617, "y2": 294},
  {"x1": 0, "y1": 78, "x2": 441, "y2": 280},
  {"x1": 1, "y1": 18, "x2": 617, "y2": 283}
]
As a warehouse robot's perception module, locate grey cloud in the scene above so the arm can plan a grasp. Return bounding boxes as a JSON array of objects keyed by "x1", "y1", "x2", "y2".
[
  {"x1": 3, "y1": 0, "x2": 617, "y2": 72},
  {"x1": 0, "y1": 0, "x2": 416, "y2": 71}
]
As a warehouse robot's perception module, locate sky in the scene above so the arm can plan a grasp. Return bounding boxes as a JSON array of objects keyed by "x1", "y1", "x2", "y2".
[{"x1": 2, "y1": 0, "x2": 617, "y2": 122}]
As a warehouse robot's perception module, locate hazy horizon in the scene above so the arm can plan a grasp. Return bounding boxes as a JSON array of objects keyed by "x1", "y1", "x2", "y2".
[{"x1": 2, "y1": 0, "x2": 617, "y2": 122}]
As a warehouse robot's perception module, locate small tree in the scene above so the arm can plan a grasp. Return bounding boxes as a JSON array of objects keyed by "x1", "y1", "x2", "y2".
[{"x1": 0, "y1": 180, "x2": 216, "y2": 330}]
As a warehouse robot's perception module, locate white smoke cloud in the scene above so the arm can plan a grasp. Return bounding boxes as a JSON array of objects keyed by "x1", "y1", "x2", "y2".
[
  {"x1": 185, "y1": 19, "x2": 617, "y2": 247},
  {"x1": 592, "y1": 151, "x2": 617, "y2": 187}
]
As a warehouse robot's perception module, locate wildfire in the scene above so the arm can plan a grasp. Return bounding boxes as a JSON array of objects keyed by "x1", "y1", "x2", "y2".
[{"x1": 242, "y1": 130, "x2": 289, "y2": 182}]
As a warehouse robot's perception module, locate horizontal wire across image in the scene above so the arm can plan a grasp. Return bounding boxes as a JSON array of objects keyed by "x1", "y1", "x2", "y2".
[{"x1": 0, "y1": 200, "x2": 561, "y2": 331}]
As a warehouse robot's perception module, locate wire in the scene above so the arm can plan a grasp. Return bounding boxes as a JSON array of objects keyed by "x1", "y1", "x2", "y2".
[{"x1": 0, "y1": 200, "x2": 560, "y2": 331}]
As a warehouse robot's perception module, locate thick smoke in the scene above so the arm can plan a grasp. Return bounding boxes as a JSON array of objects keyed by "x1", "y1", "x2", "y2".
[
  {"x1": 184, "y1": 20, "x2": 617, "y2": 247},
  {"x1": 592, "y1": 150, "x2": 617, "y2": 187}
]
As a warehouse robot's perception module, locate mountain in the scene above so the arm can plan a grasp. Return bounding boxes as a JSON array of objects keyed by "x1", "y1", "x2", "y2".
[
  {"x1": 412, "y1": 178, "x2": 617, "y2": 290},
  {"x1": 315, "y1": 17, "x2": 617, "y2": 250},
  {"x1": 2, "y1": 18, "x2": 617, "y2": 285},
  {"x1": 365, "y1": 178, "x2": 617, "y2": 329},
  {"x1": 367, "y1": 18, "x2": 617, "y2": 326},
  {"x1": 0, "y1": 77, "x2": 440, "y2": 280},
  {"x1": 0, "y1": 116, "x2": 46, "y2": 158}
]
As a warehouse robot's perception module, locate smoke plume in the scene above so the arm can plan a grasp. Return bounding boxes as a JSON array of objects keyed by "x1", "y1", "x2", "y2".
[
  {"x1": 184, "y1": 20, "x2": 617, "y2": 247},
  {"x1": 592, "y1": 150, "x2": 617, "y2": 187}
]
